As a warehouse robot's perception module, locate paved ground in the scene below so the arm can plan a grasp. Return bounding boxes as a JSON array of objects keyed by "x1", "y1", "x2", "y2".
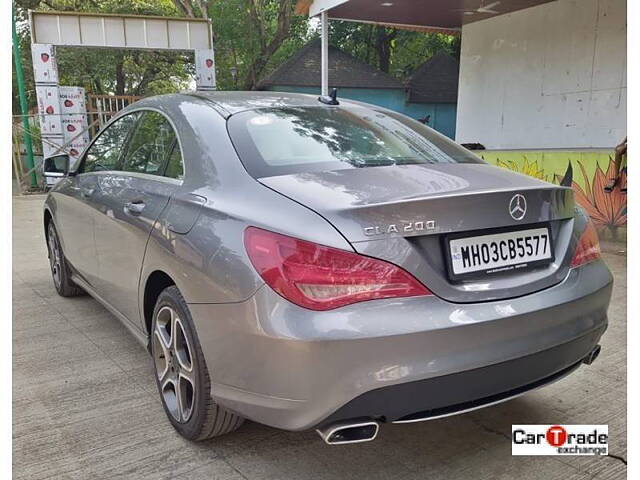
[{"x1": 13, "y1": 194, "x2": 627, "y2": 480}]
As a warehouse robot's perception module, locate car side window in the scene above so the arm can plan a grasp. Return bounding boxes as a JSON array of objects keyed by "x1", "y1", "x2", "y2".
[
  {"x1": 164, "y1": 142, "x2": 184, "y2": 180},
  {"x1": 81, "y1": 113, "x2": 138, "y2": 173},
  {"x1": 121, "y1": 111, "x2": 177, "y2": 176}
]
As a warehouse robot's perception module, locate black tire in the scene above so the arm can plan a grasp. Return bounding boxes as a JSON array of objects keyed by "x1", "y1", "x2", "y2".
[
  {"x1": 46, "y1": 221, "x2": 85, "y2": 297},
  {"x1": 151, "y1": 286, "x2": 244, "y2": 441}
]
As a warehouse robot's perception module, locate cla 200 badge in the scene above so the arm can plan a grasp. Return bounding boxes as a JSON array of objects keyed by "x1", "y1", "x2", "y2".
[
  {"x1": 364, "y1": 220, "x2": 436, "y2": 236},
  {"x1": 512, "y1": 425, "x2": 608, "y2": 456}
]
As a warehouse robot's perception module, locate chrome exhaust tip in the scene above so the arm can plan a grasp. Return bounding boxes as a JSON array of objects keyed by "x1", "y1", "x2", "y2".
[
  {"x1": 316, "y1": 420, "x2": 380, "y2": 445},
  {"x1": 583, "y1": 344, "x2": 602, "y2": 365}
]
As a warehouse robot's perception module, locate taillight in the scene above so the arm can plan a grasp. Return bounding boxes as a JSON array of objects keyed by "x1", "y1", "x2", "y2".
[
  {"x1": 570, "y1": 220, "x2": 601, "y2": 268},
  {"x1": 244, "y1": 227, "x2": 431, "y2": 311}
]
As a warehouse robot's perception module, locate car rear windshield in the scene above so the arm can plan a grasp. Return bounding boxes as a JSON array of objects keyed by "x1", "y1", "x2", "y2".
[{"x1": 227, "y1": 106, "x2": 484, "y2": 178}]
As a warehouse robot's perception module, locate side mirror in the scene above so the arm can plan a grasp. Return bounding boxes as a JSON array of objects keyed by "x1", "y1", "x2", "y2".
[{"x1": 43, "y1": 154, "x2": 70, "y2": 187}]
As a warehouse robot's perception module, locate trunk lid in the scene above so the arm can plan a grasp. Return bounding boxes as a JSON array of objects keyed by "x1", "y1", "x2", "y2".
[{"x1": 259, "y1": 163, "x2": 577, "y2": 303}]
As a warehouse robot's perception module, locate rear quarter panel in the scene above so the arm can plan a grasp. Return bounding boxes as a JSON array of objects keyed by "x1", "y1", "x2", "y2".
[{"x1": 136, "y1": 95, "x2": 352, "y2": 331}]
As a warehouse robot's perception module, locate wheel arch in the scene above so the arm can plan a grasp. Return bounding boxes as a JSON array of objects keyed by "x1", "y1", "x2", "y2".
[
  {"x1": 43, "y1": 208, "x2": 53, "y2": 239},
  {"x1": 143, "y1": 270, "x2": 177, "y2": 337}
]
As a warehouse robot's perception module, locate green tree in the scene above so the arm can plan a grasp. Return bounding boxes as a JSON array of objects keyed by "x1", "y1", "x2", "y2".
[
  {"x1": 328, "y1": 21, "x2": 460, "y2": 78},
  {"x1": 183, "y1": 0, "x2": 308, "y2": 90}
]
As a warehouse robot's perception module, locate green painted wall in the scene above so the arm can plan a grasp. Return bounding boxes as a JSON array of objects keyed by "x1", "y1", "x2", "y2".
[
  {"x1": 265, "y1": 85, "x2": 457, "y2": 139},
  {"x1": 478, "y1": 150, "x2": 613, "y2": 185}
]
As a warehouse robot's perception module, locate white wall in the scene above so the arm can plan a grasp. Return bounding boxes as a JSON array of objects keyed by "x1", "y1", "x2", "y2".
[{"x1": 455, "y1": 0, "x2": 626, "y2": 149}]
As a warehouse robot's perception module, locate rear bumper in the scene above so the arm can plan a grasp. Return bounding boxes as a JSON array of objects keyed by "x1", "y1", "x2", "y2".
[
  {"x1": 189, "y1": 259, "x2": 612, "y2": 431},
  {"x1": 320, "y1": 328, "x2": 603, "y2": 426}
]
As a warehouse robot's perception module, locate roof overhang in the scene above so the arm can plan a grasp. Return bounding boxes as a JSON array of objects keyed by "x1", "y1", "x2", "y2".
[{"x1": 296, "y1": 0, "x2": 556, "y2": 34}]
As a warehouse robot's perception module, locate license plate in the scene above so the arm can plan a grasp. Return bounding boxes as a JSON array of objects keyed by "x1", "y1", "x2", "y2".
[{"x1": 447, "y1": 226, "x2": 553, "y2": 278}]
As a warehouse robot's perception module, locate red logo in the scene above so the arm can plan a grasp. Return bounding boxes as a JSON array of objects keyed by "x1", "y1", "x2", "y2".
[
  {"x1": 66, "y1": 124, "x2": 76, "y2": 132},
  {"x1": 546, "y1": 426, "x2": 567, "y2": 447},
  {"x1": 41, "y1": 53, "x2": 50, "y2": 63},
  {"x1": 206, "y1": 58, "x2": 213, "y2": 68},
  {"x1": 45, "y1": 105, "x2": 54, "y2": 114},
  {"x1": 64, "y1": 99, "x2": 74, "y2": 107},
  {"x1": 70, "y1": 149, "x2": 79, "y2": 157}
]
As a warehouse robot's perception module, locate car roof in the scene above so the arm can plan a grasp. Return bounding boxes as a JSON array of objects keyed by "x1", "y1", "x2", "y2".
[
  {"x1": 189, "y1": 91, "x2": 340, "y2": 115},
  {"x1": 122, "y1": 91, "x2": 376, "y2": 121},
  {"x1": 185, "y1": 90, "x2": 362, "y2": 118}
]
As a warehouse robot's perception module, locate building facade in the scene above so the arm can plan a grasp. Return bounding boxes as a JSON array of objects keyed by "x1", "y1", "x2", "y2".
[{"x1": 455, "y1": 0, "x2": 627, "y2": 239}]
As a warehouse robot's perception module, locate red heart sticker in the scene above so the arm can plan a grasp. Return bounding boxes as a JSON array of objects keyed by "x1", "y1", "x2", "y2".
[
  {"x1": 206, "y1": 59, "x2": 213, "y2": 68},
  {"x1": 67, "y1": 124, "x2": 76, "y2": 132},
  {"x1": 45, "y1": 106, "x2": 54, "y2": 114},
  {"x1": 41, "y1": 53, "x2": 50, "y2": 63},
  {"x1": 64, "y1": 99, "x2": 74, "y2": 107}
]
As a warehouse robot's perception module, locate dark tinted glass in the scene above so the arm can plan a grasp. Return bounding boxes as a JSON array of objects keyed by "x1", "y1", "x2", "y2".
[
  {"x1": 122, "y1": 112, "x2": 176, "y2": 176},
  {"x1": 228, "y1": 107, "x2": 484, "y2": 178},
  {"x1": 82, "y1": 113, "x2": 137, "y2": 173},
  {"x1": 164, "y1": 142, "x2": 184, "y2": 180},
  {"x1": 44, "y1": 155, "x2": 68, "y2": 173}
]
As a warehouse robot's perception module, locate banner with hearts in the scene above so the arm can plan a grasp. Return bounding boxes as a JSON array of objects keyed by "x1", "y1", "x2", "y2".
[
  {"x1": 31, "y1": 44, "x2": 59, "y2": 84},
  {"x1": 61, "y1": 114, "x2": 90, "y2": 145},
  {"x1": 35, "y1": 86, "x2": 62, "y2": 134},
  {"x1": 60, "y1": 87, "x2": 90, "y2": 155},
  {"x1": 59, "y1": 86, "x2": 87, "y2": 114}
]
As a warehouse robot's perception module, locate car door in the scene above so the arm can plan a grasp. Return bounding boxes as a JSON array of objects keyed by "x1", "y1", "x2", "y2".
[
  {"x1": 92, "y1": 110, "x2": 183, "y2": 327},
  {"x1": 53, "y1": 113, "x2": 138, "y2": 287}
]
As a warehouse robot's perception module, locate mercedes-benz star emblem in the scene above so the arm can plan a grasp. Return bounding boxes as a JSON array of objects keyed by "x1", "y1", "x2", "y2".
[{"x1": 509, "y1": 194, "x2": 527, "y2": 221}]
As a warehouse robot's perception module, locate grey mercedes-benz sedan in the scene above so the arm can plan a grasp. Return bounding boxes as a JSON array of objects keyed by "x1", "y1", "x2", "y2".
[{"x1": 43, "y1": 92, "x2": 612, "y2": 445}]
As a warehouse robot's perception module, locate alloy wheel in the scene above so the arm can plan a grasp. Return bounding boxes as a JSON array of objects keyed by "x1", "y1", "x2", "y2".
[
  {"x1": 153, "y1": 305, "x2": 196, "y2": 423},
  {"x1": 47, "y1": 225, "x2": 62, "y2": 289}
]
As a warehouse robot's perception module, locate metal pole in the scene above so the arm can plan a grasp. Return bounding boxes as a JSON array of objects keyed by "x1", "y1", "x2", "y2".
[
  {"x1": 320, "y1": 11, "x2": 329, "y2": 97},
  {"x1": 12, "y1": 4, "x2": 37, "y2": 188}
]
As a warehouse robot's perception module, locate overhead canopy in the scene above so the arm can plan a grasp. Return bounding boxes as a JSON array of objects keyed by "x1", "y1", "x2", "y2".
[{"x1": 296, "y1": 0, "x2": 556, "y2": 34}]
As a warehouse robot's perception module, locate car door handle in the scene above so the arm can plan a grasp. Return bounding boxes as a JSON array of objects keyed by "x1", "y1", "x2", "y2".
[{"x1": 124, "y1": 200, "x2": 146, "y2": 214}]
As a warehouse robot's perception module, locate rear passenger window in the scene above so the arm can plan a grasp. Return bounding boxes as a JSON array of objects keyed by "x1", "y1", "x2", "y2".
[
  {"x1": 122, "y1": 112, "x2": 176, "y2": 176},
  {"x1": 164, "y1": 142, "x2": 184, "y2": 180}
]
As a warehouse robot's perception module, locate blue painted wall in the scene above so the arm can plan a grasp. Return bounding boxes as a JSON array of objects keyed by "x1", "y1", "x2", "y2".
[{"x1": 266, "y1": 85, "x2": 457, "y2": 139}]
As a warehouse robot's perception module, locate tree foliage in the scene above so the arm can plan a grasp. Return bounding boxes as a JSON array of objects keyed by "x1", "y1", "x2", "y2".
[
  {"x1": 190, "y1": 0, "x2": 309, "y2": 90},
  {"x1": 328, "y1": 22, "x2": 460, "y2": 77},
  {"x1": 13, "y1": 0, "x2": 460, "y2": 114}
]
